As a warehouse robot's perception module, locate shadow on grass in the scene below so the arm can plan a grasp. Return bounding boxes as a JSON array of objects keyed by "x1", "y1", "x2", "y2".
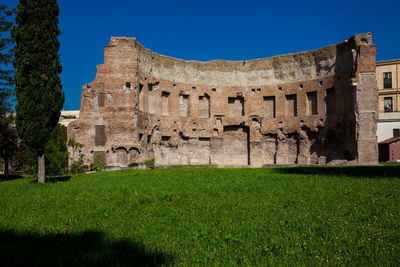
[
  {"x1": 46, "y1": 175, "x2": 71, "y2": 183},
  {"x1": 29, "y1": 175, "x2": 72, "y2": 184},
  {"x1": 273, "y1": 166, "x2": 400, "y2": 178},
  {"x1": 0, "y1": 229, "x2": 172, "y2": 266},
  {"x1": 0, "y1": 174, "x2": 23, "y2": 182}
]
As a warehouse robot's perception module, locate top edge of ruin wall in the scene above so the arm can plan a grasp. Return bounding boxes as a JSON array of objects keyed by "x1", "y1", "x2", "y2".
[{"x1": 109, "y1": 33, "x2": 374, "y2": 86}]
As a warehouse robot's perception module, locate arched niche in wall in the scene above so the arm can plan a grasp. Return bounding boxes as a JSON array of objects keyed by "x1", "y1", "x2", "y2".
[
  {"x1": 115, "y1": 147, "x2": 128, "y2": 166},
  {"x1": 128, "y1": 147, "x2": 141, "y2": 164}
]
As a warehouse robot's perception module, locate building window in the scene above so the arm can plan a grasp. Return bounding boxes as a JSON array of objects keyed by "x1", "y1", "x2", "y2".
[
  {"x1": 228, "y1": 95, "x2": 245, "y2": 116},
  {"x1": 306, "y1": 91, "x2": 318, "y2": 115},
  {"x1": 95, "y1": 125, "x2": 106, "y2": 146},
  {"x1": 384, "y1": 97, "x2": 393, "y2": 112},
  {"x1": 263, "y1": 96, "x2": 275, "y2": 118},
  {"x1": 325, "y1": 88, "x2": 335, "y2": 114},
  {"x1": 394, "y1": 129, "x2": 400, "y2": 138},
  {"x1": 98, "y1": 92, "x2": 105, "y2": 107},
  {"x1": 124, "y1": 82, "x2": 132, "y2": 91},
  {"x1": 161, "y1": 91, "x2": 170, "y2": 116},
  {"x1": 179, "y1": 94, "x2": 190, "y2": 117},
  {"x1": 198, "y1": 94, "x2": 210, "y2": 118},
  {"x1": 383, "y1": 72, "x2": 392, "y2": 89},
  {"x1": 285, "y1": 94, "x2": 297, "y2": 117}
]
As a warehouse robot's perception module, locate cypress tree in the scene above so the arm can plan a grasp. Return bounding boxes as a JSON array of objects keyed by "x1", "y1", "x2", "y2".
[{"x1": 13, "y1": 0, "x2": 64, "y2": 183}]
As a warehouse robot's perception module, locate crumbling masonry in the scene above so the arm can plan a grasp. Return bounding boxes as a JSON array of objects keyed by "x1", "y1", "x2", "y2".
[{"x1": 67, "y1": 33, "x2": 378, "y2": 167}]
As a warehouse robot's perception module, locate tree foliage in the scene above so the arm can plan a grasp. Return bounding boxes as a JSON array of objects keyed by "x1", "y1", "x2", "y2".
[
  {"x1": 44, "y1": 124, "x2": 68, "y2": 175},
  {"x1": 13, "y1": 0, "x2": 64, "y2": 149},
  {"x1": 0, "y1": 114, "x2": 17, "y2": 172},
  {"x1": 13, "y1": 0, "x2": 64, "y2": 181},
  {"x1": 0, "y1": 5, "x2": 14, "y2": 116},
  {"x1": 0, "y1": 5, "x2": 16, "y2": 172},
  {"x1": 37, "y1": 124, "x2": 68, "y2": 176},
  {"x1": 16, "y1": 124, "x2": 68, "y2": 176}
]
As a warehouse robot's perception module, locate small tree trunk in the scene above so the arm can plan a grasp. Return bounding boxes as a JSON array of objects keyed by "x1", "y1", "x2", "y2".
[
  {"x1": 4, "y1": 158, "x2": 9, "y2": 174},
  {"x1": 38, "y1": 152, "x2": 45, "y2": 183}
]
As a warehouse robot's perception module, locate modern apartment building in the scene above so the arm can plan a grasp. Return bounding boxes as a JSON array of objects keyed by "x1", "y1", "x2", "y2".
[{"x1": 376, "y1": 59, "x2": 400, "y2": 143}]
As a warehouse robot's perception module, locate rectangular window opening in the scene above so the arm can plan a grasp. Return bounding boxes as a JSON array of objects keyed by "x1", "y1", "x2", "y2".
[
  {"x1": 285, "y1": 94, "x2": 297, "y2": 117},
  {"x1": 179, "y1": 94, "x2": 190, "y2": 117},
  {"x1": 326, "y1": 88, "x2": 335, "y2": 114},
  {"x1": 138, "y1": 83, "x2": 144, "y2": 111},
  {"x1": 307, "y1": 91, "x2": 318, "y2": 115},
  {"x1": 263, "y1": 96, "x2": 276, "y2": 118},
  {"x1": 383, "y1": 72, "x2": 392, "y2": 89},
  {"x1": 161, "y1": 136, "x2": 171, "y2": 141},
  {"x1": 98, "y1": 92, "x2": 105, "y2": 108},
  {"x1": 95, "y1": 125, "x2": 106, "y2": 146},
  {"x1": 161, "y1": 91, "x2": 170, "y2": 116},
  {"x1": 394, "y1": 129, "x2": 400, "y2": 138},
  {"x1": 228, "y1": 96, "x2": 245, "y2": 116},
  {"x1": 384, "y1": 97, "x2": 393, "y2": 112},
  {"x1": 199, "y1": 94, "x2": 210, "y2": 118}
]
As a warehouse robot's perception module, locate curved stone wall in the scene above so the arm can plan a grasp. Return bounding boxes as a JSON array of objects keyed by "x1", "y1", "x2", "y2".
[
  {"x1": 135, "y1": 39, "x2": 353, "y2": 86},
  {"x1": 68, "y1": 33, "x2": 378, "y2": 168}
]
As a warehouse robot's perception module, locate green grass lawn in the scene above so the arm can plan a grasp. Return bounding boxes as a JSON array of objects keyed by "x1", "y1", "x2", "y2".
[{"x1": 0, "y1": 166, "x2": 399, "y2": 266}]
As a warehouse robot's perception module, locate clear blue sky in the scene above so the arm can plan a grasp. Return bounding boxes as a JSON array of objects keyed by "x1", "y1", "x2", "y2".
[{"x1": 3, "y1": 0, "x2": 400, "y2": 110}]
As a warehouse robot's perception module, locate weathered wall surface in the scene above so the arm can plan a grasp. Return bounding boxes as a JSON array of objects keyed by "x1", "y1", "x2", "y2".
[{"x1": 68, "y1": 33, "x2": 378, "y2": 167}]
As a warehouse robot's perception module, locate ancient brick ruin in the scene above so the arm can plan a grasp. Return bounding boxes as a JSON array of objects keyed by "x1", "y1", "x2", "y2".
[{"x1": 67, "y1": 33, "x2": 378, "y2": 168}]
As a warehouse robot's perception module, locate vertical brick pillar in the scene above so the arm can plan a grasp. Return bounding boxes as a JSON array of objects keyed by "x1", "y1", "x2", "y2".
[{"x1": 355, "y1": 36, "x2": 379, "y2": 164}]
